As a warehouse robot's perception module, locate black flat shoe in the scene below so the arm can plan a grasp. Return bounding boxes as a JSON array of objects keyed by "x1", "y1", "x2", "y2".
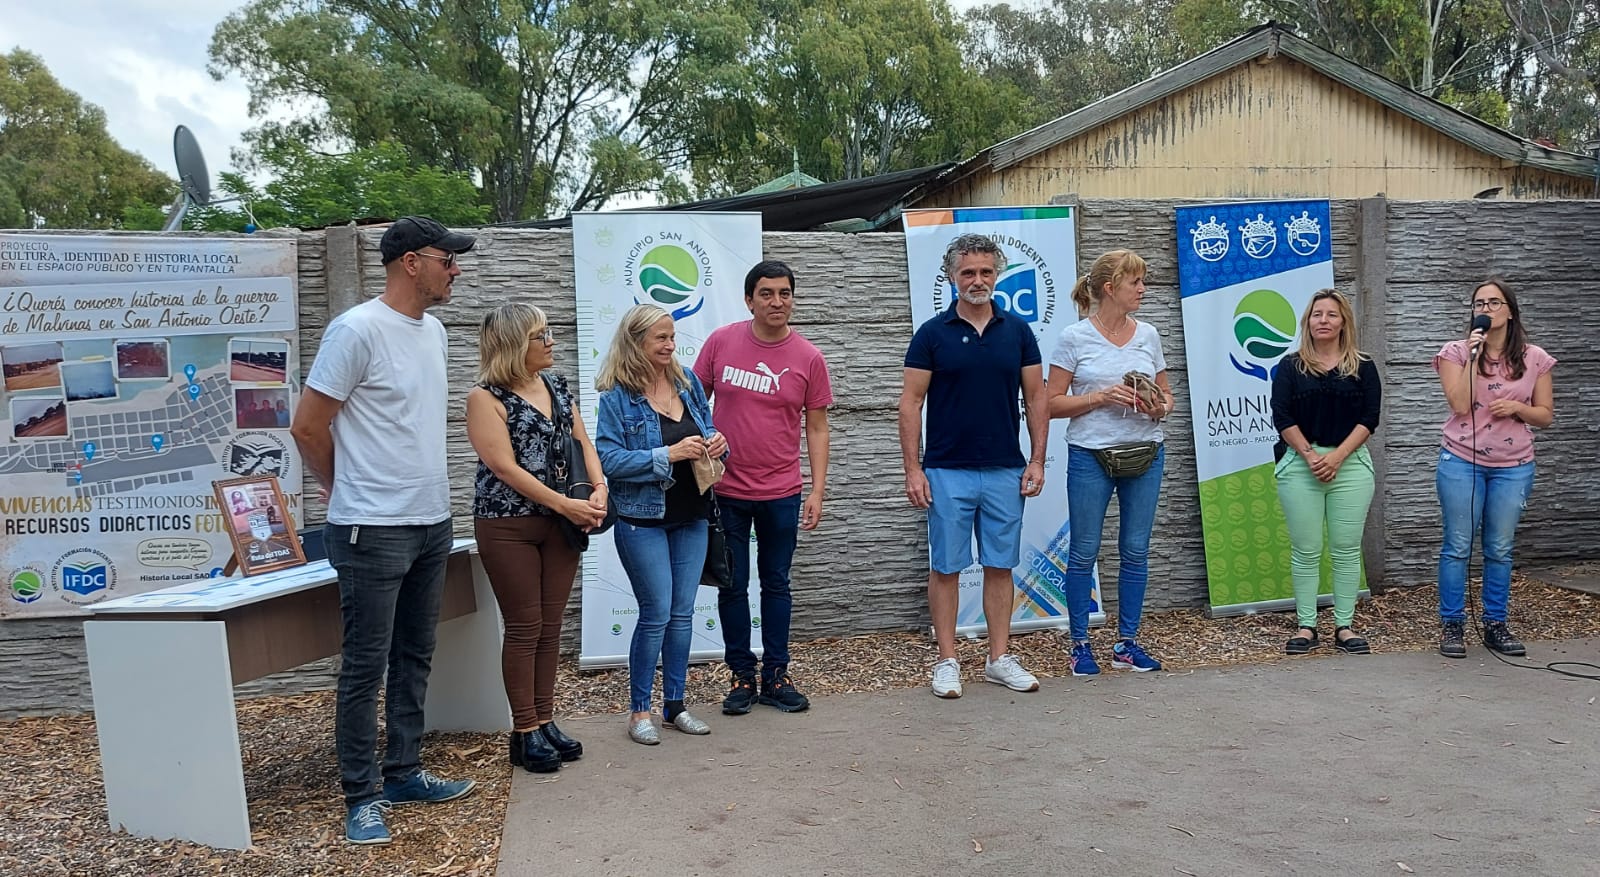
[
  {"x1": 508, "y1": 731, "x2": 524, "y2": 768},
  {"x1": 518, "y1": 729, "x2": 561, "y2": 773},
  {"x1": 1285, "y1": 627, "x2": 1320, "y2": 655},
  {"x1": 1334, "y1": 626, "x2": 1370, "y2": 654},
  {"x1": 539, "y1": 721, "x2": 583, "y2": 761}
]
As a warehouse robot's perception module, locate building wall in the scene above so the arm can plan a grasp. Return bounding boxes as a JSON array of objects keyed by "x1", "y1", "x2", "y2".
[
  {"x1": 929, "y1": 57, "x2": 1591, "y2": 206},
  {"x1": 4, "y1": 199, "x2": 1597, "y2": 716}
]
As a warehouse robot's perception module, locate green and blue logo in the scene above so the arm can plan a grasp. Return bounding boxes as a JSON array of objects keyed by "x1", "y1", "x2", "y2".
[
  {"x1": 9, "y1": 569, "x2": 43, "y2": 604},
  {"x1": 636, "y1": 245, "x2": 706, "y2": 320},
  {"x1": 1231, "y1": 289, "x2": 1297, "y2": 381}
]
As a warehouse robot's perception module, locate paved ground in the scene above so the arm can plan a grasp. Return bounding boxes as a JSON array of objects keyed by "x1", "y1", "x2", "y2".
[{"x1": 499, "y1": 638, "x2": 1600, "y2": 876}]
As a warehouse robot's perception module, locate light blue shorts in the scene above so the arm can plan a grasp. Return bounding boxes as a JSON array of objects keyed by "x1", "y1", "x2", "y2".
[{"x1": 925, "y1": 466, "x2": 1025, "y2": 575}]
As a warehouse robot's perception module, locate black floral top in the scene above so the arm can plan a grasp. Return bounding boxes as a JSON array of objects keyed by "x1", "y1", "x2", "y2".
[{"x1": 473, "y1": 374, "x2": 575, "y2": 518}]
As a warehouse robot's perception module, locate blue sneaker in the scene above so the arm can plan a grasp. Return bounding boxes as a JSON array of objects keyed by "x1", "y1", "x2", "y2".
[
  {"x1": 1111, "y1": 639, "x2": 1162, "y2": 672},
  {"x1": 382, "y1": 769, "x2": 477, "y2": 806},
  {"x1": 345, "y1": 800, "x2": 392, "y2": 845},
  {"x1": 1069, "y1": 641, "x2": 1100, "y2": 677}
]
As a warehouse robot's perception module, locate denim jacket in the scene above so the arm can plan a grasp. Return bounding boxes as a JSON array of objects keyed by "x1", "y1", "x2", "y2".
[{"x1": 595, "y1": 371, "x2": 722, "y2": 519}]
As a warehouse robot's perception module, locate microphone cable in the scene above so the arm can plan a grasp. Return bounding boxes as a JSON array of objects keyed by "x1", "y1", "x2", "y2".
[{"x1": 1460, "y1": 318, "x2": 1600, "y2": 682}]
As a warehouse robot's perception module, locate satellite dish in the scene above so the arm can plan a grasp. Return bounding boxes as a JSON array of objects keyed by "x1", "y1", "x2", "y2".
[{"x1": 161, "y1": 125, "x2": 213, "y2": 231}]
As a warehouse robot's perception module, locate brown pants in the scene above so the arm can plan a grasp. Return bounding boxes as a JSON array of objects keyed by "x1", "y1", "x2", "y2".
[{"x1": 474, "y1": 515, "x2": 580, "y2": 730}]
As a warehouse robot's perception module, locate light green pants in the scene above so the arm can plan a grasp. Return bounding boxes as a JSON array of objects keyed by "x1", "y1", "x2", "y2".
[{"x1": 1274, "y1": 445, "x2": 1375, "y2": 628}]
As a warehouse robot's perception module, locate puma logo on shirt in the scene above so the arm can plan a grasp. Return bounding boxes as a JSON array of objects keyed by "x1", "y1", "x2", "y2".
[{"x1": 722, "y1": 362, "x2": 790, "y2": 395}]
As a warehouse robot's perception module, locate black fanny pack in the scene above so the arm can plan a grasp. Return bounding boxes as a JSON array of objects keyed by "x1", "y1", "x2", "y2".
[{"x1": 1091, "y1": 442, "x2": 1160, "y2": 479}]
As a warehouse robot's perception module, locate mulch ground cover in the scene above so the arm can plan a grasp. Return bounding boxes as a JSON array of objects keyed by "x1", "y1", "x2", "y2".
[{"x1": 2, "y1": 574, "x2": 1595, "y2": 876}]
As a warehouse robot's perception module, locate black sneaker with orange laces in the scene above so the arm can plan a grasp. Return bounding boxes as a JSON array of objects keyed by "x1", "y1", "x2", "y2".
[
  {"x1": 758, "y1": 668, "x2": 810, "y2": 713},
  {"x1": 722, "y1": 673, "x2": 757, "y2": 715}
]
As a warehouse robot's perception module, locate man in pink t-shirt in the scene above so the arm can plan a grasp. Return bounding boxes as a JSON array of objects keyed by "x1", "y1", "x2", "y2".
[{"x1": 693, "y1": 260, "x2": 833, "y2": 716}]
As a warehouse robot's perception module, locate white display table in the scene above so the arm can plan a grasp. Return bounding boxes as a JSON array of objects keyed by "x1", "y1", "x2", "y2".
[{"x1": 82, "y1": 537, "x2": 509, "y2": 849}]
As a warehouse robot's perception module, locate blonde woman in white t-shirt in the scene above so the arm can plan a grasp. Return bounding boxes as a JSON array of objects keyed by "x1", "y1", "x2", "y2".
[{"x1": 1045, "y1": 249, "x2": 1174, "y2": 677}]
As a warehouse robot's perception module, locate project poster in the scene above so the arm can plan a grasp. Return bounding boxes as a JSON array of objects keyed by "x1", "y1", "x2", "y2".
[
  {"x1": 571, "y1": 212, "x2": 763, "y2": 668},
  {"x1": 1, "y1": 234, "x2": 300, "y2": 618},
  {"x1": 1175, "y1": 200, "x2": 1343, "y2": 616},
  {"x1": 903, "y1": 206, "x2": 1099, "y2": 637}
]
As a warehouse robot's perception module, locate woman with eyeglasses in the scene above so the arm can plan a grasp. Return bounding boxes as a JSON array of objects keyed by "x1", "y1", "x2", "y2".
[
  {"x1": 1270, "y1": 289, "x2": 1381, "y2": 655},
  {"x1": 595, "y1": 304, "x2": 728, "y2": 745},
  {"x1": 466, "y1": 303, "x2": 608, "y2": 773},
  {"x1": 1433, "y1": 278, "x2": 1555, "y2": 659}
]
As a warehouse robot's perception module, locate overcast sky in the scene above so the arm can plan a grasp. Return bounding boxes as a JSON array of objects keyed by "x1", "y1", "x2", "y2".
[{"x1": 0, "y1": 1, "x2": 254, "y2": 179}]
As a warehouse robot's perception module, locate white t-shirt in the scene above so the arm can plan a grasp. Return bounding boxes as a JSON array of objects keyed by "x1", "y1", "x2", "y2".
[
  {"x1": 306, "y1": 298, "x2": 451, "y2": 525},
  {"x1": 1049, "y1": 318, "x2": 1167, "y2": 449}
]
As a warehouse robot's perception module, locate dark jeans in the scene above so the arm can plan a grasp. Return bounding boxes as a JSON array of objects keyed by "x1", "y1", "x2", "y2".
[
  {"x1": 716, "y1": 493, "x2": 801, "y2": 680},
  {"x1": 326, "y1": 520, "x2": 453, "y2": 806}
]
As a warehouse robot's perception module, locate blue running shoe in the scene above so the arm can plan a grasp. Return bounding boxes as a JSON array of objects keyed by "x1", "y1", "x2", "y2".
[
  {"x1": 1111, "y1": 639, "x2": 1162, "y2": 672},
  {"x1": 382, "y1": 769, "x2": 477, "y2": 806},
  {"x1": 345, "y1": 800, "x2": 392, "y2": 845},
  {"x1": 1069, "y1": 641, "x2": 1100, "y2": 677}
]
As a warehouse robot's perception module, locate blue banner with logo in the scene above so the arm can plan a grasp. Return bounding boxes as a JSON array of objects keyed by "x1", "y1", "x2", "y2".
[
  {"x1": 903, "y1": 206, "x2": 1101, "y2": 637},
  {"x1": 1175, "y1": 200, "x2": 1343, "y2": 615}
]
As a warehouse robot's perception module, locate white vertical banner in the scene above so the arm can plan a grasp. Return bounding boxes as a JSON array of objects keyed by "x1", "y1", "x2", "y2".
[
  {"x1": 902, "y1": 207, "x2": 1100, "y2": 637},
  {"x1": 571, "y1": 212, "x2": 764, "y2": 668}
]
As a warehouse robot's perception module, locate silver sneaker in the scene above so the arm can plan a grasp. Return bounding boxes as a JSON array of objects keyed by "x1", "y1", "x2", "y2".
[
  {"x1": 931, "y1": 657, "x2": 963, "y2": 698},
  {"x1": 628, "y1": 717, "x2": 660, "y2": 745},
  {"x1": 984, "y1": 653, "x2": 1040, "y2": 692},
  {"x1": 668, "y1": 710, "x2": 711, "y2": 735}
]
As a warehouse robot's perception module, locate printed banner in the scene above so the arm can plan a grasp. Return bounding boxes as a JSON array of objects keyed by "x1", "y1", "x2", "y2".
[
  {"x1": 571, "y1": 212, "x2": 764, "y2": 668},
  {"x1": 903, "y1": 206, "x2": 1100, "y2": 637},
  {"x1": 1176, "y1": 200, "x2": 1342, "y2": 615},
  {"x1": 1, "y1": 234, "x2": 301, "y2": 618}
]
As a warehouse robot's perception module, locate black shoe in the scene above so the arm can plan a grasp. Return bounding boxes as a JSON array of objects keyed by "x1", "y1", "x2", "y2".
[
  {"x1": 758, "y1": 670, "x2": 810, "y2": 713},
  {"x1": 1285, "y1": 627, "x2": 1320, "y2": 655},
  {"x1": 1482, "y1": 621, "x2": 1526, "y2": 656},
  {"x1": 508, "y1": 731, "x2": 524, "y2": 768},
  {"x1": 722, "y1": 674, "x2": 757, "y2": 715},
  {"x1": 1440, "y1": 620, "x2": 1466, "y2": 659},
  {"x1": 1333, "y1": 625, "x2": 1370, "y2": 654},
  {"x1": 539, "y1": 721, "x2": 583, "y2": 761},
  {"x1": 517, "y1": 728, "x2": 561, "y2": 773}
]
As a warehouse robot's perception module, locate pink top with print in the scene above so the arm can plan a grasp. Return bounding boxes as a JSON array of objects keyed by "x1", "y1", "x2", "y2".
[
  {"x1": 693, "y1": 321, "x2": 833, "y2": 501},
  {"x1": 1432, "y1": 340, "x2": 1555, "y2": 467}
]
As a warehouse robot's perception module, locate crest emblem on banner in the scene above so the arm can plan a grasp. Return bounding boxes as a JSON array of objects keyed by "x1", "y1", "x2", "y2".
[
  {"x1": 1237, "y1": 214, "x2": 1278, "y2": 259},
  {"x1": 1285, "y1": 211, "x2": 1322, "y2": 256},
  {"x1": 1190, "y1": 216, "x2": 1229, "y2": 262}
]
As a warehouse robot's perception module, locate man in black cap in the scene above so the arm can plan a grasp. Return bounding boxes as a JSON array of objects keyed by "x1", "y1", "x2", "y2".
[{"x1": 291, "y1": 215, "x2": 477, "y2": 844}]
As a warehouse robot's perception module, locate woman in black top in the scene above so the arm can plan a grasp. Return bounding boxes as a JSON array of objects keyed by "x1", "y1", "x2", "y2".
[
  {"x1": 467, "y1": 303, "x2": 608, "y2": 772},
  {"x1": 1270, "y1": 289, "x2": 1381, "y2": 655}
]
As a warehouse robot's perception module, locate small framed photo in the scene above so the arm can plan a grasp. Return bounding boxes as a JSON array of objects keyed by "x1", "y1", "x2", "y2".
[{"x1": 211, "y1": 475, "x2": 307, "y2": 577}]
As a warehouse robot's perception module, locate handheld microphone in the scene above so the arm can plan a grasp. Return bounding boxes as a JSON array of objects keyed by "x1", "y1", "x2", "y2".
[{"x1": 1468, "y1": 313, "x2": 1492, "y2": 359}]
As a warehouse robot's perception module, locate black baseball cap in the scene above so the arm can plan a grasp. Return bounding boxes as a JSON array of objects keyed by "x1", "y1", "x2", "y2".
[{"x1": 379, "y1": 216, "x2": 477, "y2": 265}]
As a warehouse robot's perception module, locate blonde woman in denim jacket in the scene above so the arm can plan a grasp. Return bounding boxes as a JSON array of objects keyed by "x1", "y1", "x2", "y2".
[{"x1": 595, "y1": 304, "x2": 728, "y2": 745}]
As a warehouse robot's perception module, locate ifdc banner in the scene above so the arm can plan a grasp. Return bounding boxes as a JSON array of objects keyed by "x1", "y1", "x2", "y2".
[
  {"x1": 1176, "y1": 200, "x2": 1341, "y2": 616},
  {"x1": 903, "y1": 206, "x2": 1101, "y2": 638},
  {"x1": 571, "y1": 212, "x2": 763, "y2": 667}
]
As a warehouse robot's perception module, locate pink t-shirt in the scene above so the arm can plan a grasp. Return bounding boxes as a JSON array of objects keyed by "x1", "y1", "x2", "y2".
[
  {"x1": 693, "y1": 321, "x2": 833, "y2": 501},
  {"x1": 1432, "y1": 340, "x2": 1555, "y2": 466}
]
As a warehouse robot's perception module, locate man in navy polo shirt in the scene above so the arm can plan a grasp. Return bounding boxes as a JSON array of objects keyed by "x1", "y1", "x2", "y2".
[{"x1": 899, "y1": 232, "x2": 1049, "y2": 699}]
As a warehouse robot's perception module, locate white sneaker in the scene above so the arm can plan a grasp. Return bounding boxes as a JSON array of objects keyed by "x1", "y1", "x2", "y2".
[
  {"x1": 984, "y1": 653, "x2": 1040, "y2": 692},
  {"x1": 931, "y1": 657, "x2": 963, "y2": 698}
]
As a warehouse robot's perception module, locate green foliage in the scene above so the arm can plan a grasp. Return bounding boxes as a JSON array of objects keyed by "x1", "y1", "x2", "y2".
[
  {"x1": 181, "y1": 141, "x2": 488, "y2": 232},
  {"x1": 0, "y1": 50, "x2": 175, "y2": 229},
  {"x1": 210, "y1": 0, "x2": 758, "y2": 221}
]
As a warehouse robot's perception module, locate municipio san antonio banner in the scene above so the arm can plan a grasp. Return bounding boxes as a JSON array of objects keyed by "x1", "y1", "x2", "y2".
[
  {"x1": 571, "y1": 212, "x2": 763, "y2": 668},
  {"x1": 1176, "y1": 200, "x2": 1358, "y2": 616}
]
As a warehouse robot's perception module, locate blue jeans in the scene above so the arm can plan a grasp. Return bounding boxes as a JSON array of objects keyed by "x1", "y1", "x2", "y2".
[
  {"x1": 716, "y1": 493, "x2": 801, "y2": 680},
  {"x1": 1436, "y1": 450, "x2": 1534, "y2": 623},
  {"x1": 1064, "y1": 444, "x2": 1165, "y2": 641},
  {"x1": 614, "y1": 519, "x2": 709, "y2": 713},
  {"x1": 326, "y1": 520, "x2": 453, "y2": 806}
]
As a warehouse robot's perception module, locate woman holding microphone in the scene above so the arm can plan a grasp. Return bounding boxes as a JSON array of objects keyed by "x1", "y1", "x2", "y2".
[
  {"x1": 1433, "y1": 278, "x2": 1554, "y2": 658},
  {"x1": 1270, "y1": 289, "x2": 1381, "y2": 655}
]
